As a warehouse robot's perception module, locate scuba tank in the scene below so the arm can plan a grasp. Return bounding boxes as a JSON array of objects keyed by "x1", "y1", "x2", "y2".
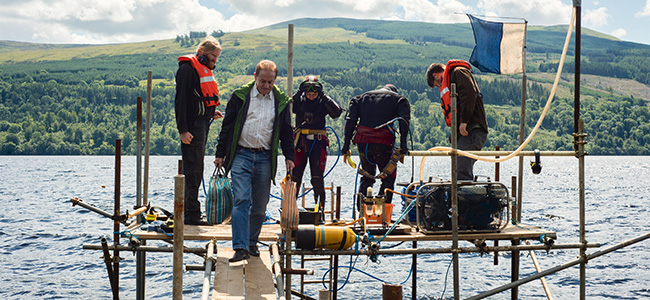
[{"x1": 295, "y1": 224, "x2": 357, "y2": 250}]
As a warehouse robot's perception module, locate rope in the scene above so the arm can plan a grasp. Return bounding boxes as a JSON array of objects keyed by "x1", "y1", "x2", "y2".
[{"x1": 418, "y1": 9, "x2": 576, "y2": 182}]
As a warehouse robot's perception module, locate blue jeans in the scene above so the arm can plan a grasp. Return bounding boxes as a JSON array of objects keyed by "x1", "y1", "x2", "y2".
[{"x1": 230, "y1": 148, "x2": 272, "y2": 250}]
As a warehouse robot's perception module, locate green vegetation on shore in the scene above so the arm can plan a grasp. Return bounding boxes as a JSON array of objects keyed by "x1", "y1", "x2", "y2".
[{"x1": 1, "y1": 18, "x2": 650, "y2": 155}]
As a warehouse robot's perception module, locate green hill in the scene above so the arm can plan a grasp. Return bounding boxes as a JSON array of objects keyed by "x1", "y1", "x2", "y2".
[{"x1": 1, "y1": 17, "x2": 650, "y2": 155}]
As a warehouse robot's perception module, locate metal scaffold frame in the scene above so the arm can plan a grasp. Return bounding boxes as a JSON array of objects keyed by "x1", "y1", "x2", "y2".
[{"x1": 71, "y1": 2, "x2": 650, "y2": 299}]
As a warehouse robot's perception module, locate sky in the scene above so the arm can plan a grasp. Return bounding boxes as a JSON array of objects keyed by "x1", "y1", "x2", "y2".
[{"x1": 1, "y1": 0, "x2": 649, "y2": 45}]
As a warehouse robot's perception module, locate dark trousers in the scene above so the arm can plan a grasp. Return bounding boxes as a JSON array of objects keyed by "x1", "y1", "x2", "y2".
[
  {"x1": 457, "y1": 128, "x2": 488, "y2": 180},
  {"x1": 292, "y1": 139, "x2": 327, "y2": 208},
  {"x1": 357, "y1": 143, "x2": 396, "y2": 210},
  {"x1": 181, "y1": 118, "x2": 210, "y2": 221}
]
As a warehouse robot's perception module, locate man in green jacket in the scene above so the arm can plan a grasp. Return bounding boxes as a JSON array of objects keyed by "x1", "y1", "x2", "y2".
[{"x1": 214, "y1": 60, "x2": 295, "y2": 262}]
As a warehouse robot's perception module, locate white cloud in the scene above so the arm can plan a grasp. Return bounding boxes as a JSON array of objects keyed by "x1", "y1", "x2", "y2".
[
  {"x1": 583, "y1": 7, "x2": 611, "y2": 28},
  {"x1": 611, "y1": 28, "x2": 627, "y2": 39},
  {"x1": 0, "y1": 0, "x2": 642, "y2": 44},
  {"x1": 401, "y1": 0, "x2": 472, "y2": 23},
  {"x1": 0, "y1": 0, "x2": 228, "y2": 44},
  {"x1": 477, "y1": 0, "x2": 572, "y2": 25},
  {"x1": 637, "y1": 0, "x2": 650, "y2": 17}
]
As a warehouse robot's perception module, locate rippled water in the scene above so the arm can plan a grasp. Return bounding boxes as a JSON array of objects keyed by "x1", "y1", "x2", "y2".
[{"x1": 0, "y1": 155, "x2": 649, "y2": 299}]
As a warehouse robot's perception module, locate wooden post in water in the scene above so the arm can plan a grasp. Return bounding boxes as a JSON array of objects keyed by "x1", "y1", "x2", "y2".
[
  {"x1": 382, "y1": 283, "x2": 402, "y2": 300},
  {"x1": 113, "y1": 139, "x2": 121, "y2": 300},
  {"x1": 511, "y1": 238, "x2": 520, "y2": 300},
  {"x1": 173, "y1": 165, "x2": 185, "y2": 300},
  {"x1": 511, "y1": 174, "x2": 519, "y2": 299},
  {"x1": 450, "y1": 83, "x2": 459, "y2": 300}
]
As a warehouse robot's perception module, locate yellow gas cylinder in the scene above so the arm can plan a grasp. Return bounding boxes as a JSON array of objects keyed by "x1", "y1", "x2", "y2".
[{"x1": 295, "y1": 224, "x2": 357, "y2": 250}]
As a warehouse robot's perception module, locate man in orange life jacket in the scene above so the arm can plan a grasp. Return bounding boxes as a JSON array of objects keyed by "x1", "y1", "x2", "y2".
[
  {"x1": 175, "y1": 36, "x2": 223, "y2": 225},
  {"x1": 426, "y1": 60, "x2": 488, "y2": 181},
  {"x1": 292, "y1": 76, "x2": 342, "y2": 209},
  {"x1": 342, "y1": 84, "x2": 410, "y2": 210}
]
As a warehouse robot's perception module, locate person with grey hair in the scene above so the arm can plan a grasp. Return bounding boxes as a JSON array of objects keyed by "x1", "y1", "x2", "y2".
[
  {"x1": 175, "y1": 36, "x2": 223, "y2": 225},
  {"x1": 214, "y1": 60, "x2": 295, "y2": 262}
]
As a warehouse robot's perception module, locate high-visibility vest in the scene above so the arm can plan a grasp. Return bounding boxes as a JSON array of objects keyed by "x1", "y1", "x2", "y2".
[
  {"x1": 440, "y1": 60, "x2": 471, "y2": 127},
  {"x1": 178, "y1": 54, "x2": 219, "y2": 107}
]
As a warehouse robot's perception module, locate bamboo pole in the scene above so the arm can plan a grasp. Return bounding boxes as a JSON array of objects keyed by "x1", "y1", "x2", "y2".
[
  {"x1": 286, "y1": 242, "x2": 599, "y2": 256},
  {"x1": 511, "y1": 176, "x2": 518, "y2": 224},
  {"x1": 271, "y1": 243, "x2": 286, "y2": 300},
  {"x1": 450, "y1": 83, "x2": 459, "y2": 300},
  {"x1": 113, "y1": 139, "x2": 121, "y2": 300},
  {"x1": 70, "y1": 197, "x2": 114, "y2": 219},
  {"x1": 137, "y1": 71, "x2": 153, "y2": 300},
  {"x1": 287, "y1": 24, "x2": 294, "y2": 96},
  {"x1": 466, "y1": 232, "x2": 650, "y2": 300},
  {"x1": 525, "y1": 240, "x2": 554, "y2": 300},
  {"x1": 201, "y1": 240, "x2": 215, "y2": 300},
  {"x1": 173, "y1": 168, "x2": 185, "y2": 300},
  {"x1": 144, "y1": 71, "x2": 152, "y2": 205},
  {"x1": 83, "y1": 244, "x2": 207, "y2": 254},
  {"x1": 517, "y1": 19, "x2": 528, "y2": 237},
  {"x1": 494, "y1": 146, "x2": 500, "y2": 266},
  {"x1": 137, "y1": 97, "x2": 142, "y2": 205},
  {"x1": 286, "y1": 230, "x2": 292, "y2": 300},
  {"x1": 101, "y1": 237, "x2": 117, "y2": 297},
  {"x1": 578, "y1": 120, "x2": 586, "y2": 300},
  {"x1": 412, "y1": 241, "x2": 417, "y2": 300}
]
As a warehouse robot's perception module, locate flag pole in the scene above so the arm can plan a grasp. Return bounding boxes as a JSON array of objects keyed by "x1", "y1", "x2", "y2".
[{"x1": 516, "y1": 20, "x2": 528, "y2": 223}]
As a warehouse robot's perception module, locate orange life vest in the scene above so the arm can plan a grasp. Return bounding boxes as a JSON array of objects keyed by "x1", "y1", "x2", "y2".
[
  {"x1": 440, "y1": 60, "x2": 471, "y2": 127},
  {"x1": 178, "y1": 54, "x2": 219, "y2": 107}
]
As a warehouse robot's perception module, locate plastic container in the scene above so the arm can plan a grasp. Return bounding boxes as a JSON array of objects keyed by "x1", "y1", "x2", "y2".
[{"x1": 364, "y1": 203, "x2": 394, "y2": 224}]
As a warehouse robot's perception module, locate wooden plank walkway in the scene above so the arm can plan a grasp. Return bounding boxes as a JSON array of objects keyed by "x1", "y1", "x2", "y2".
[
  {"x1": 212, "y1": 248, "x2": 276, "y2": 300},
  {"x1": 132, "y1": 222, "x2": 555, "y2": 243}
]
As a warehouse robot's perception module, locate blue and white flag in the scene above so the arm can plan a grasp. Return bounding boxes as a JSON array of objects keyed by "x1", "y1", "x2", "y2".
[{"x1": 468, "y1": 14, "x2": 526, "y2": 74}]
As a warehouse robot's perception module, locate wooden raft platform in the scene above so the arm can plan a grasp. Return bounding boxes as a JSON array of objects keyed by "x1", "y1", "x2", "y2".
[
  {"x1": 212, "y1": 248, "x2": 275, "y2": 300},
  {"x1": 130, "y1": 222, "x2": 556, "y2": 242},
  {"x1": 128, "y1": 222, "x2": 556, "y2": 299}
]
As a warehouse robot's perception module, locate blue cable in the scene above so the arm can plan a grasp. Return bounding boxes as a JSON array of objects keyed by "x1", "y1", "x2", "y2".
[
  {"x1": 440, "y1": 256, "x2": 454, "y2": 299},
  {"x1": 321, "y1": 255, "x2": 414, "y2": 292}
]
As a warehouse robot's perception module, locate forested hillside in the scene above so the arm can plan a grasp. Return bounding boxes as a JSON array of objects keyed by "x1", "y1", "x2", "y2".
[{"x1": 1, "y1": 18, "x2": 650, "y2": 155}]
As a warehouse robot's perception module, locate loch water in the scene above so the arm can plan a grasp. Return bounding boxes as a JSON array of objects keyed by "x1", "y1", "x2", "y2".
[{"x1": 0, "y1": 155, "x2": 649, "y2": 299}]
